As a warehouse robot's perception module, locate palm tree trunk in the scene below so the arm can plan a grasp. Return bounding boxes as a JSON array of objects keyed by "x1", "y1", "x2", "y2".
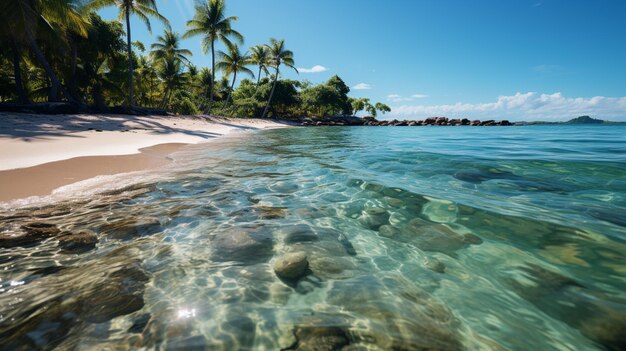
[
  {"x1": 167, "y1": 89, "x2": 173, "y2": 109},
  {"x1": 125, "y1": 6, "x2": 134, "y2": 106},
  {"x1": 161, "y1": 87, "x2": 169, "y2": 109},
  {"x1": 10, "y1": 41, "x2": 28, "y2": 104},
  {"x1": 150, "y1": 76, "x2": 156, "y2": 107},
  {"x1": 255, "y1": 67, "x2": 262, "y2": 92},
  {"x1": 93, "y1": 81, "x2": 106, "y2": 109},
  {"x1": 207, "y1": 39, "x2": 215, "y2": 114},
  {"x1": 67, "y1": 38, "x2": 84, "y2": 104},
  {"x1": 224, "y1": 71, "x2": 236, "y2": 108},
  {"x1": 261, "y1": 67, "x2": 279, "y2": 118},
  {"x1": 25, "y1": 30, "x2": 66, "y2": 102}
]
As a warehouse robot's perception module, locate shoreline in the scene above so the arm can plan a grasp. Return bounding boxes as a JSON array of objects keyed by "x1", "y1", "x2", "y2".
[
  {"x1": 0, "y1": 143, "x2": 185, "y2": 202},
  {"x1": 0, "y1": 113, "x2": 293, "y2": 203}
]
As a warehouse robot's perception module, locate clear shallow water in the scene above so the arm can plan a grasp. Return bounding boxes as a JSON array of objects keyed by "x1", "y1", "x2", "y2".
[{"x1": 1, "y1": 125, "x2": 626, "y2": 350}]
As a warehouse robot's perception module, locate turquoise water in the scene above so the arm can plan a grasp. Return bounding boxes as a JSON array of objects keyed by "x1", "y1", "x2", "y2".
[{"x1": 1, "y1": 125, "x2": 626, "y2": 350}]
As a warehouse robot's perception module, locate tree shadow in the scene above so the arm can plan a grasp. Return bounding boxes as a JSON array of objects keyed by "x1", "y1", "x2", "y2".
[{"x1": 0, "y1": 113, "x2": 292, "y2": 141}]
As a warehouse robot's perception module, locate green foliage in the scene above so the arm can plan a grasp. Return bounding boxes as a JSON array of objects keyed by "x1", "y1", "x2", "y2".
[
  {"x1": 150, "y1": 29, "x2": 192, "y2": 65},
  {"x1": 350, "y1": 97, "x2": 368, "y2": 116},
  {"x1": 171, "y1": 96, "x2": 199, "y2": 115},
  {"x1": 375, "y1": 102, "x2": 391, "y2": 115},
  {"x1": 0, "y1": 0, "x2": 390, "y2": 119},
  {"x1": 89, "y1": 0, "x2": 169, "y2": 105},
  {"x1": 300, "y1": 85, "x2": 343, "y2": 117},
  {"x1": 183, "y1": 0, "x2": 241, "y2": 113}
]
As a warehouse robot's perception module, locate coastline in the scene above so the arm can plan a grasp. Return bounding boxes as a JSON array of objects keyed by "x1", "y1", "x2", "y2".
[{"x1": 0, "y1": 113, "x2": 293, "y2": 203}]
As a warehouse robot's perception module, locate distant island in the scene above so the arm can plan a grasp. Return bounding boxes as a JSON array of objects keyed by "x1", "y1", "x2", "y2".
[
  {"x1": 515, "y1": 116, "x2": 626, "y2": 125},
  {"x1": 567, "y1": 116, "x2": 604, "y2": 124}
]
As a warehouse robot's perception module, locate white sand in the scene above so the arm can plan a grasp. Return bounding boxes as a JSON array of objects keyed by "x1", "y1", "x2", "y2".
[
  {"x1": 0, "y1": 113, "x2": 291, "y2": 170},
  {"x1": 0, "y1": 113, "x2": 294, "y2": 202}
]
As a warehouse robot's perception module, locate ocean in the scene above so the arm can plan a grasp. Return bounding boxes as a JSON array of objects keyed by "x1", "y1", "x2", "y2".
[{"x1": 1, "y1": 125, "x2": 625, "y2": 350}]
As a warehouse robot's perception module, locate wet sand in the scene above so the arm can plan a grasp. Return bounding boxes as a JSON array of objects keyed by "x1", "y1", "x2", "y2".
[
  {"x1": 0, "y1": 113, "x2": 293, "y2": 202},
  {"x1": 0, "y1": 143, "x2": 185, "y2": 201}
]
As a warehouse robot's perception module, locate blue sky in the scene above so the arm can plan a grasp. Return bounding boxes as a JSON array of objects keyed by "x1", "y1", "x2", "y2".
[{"x1": 100, "y1": 0, "x2": 626, "y2": 121}]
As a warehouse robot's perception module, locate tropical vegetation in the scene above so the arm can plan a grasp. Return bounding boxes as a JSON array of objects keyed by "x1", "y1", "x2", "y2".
[{"x1": 0, "y1": 0, "x2": 390, "y2": 119}]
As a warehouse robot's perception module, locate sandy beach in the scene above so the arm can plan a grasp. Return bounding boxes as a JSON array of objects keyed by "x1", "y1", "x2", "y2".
[{"x1": 0, "y1": 113, "x2": 292, "y2": 202}]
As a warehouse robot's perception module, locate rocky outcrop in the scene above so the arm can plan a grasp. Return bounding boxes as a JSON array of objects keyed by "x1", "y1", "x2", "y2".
[
  {"x1": 300, "y1": 116, "x2": 365, "y2": 126},
  {"x1": 300, "y1": 115, "x2": 513, "y2": 127}
]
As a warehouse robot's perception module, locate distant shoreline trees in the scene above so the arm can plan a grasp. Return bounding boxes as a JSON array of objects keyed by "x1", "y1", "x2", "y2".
[{"x1": 0, "y1": 0, "x2": 391, "y2": 119}]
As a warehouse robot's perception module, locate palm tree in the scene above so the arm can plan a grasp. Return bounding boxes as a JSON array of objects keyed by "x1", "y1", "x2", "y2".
[
  {"x1": 157, "y1": 56, "x2": 186, "y2": 109},
  {"x1": 350, "y1": 97, "x2": 368, "y2": 117},
  {"x1": 88, "y1": 0, "x2": 168, "y2": 106},
  {"x1": 183, "y1": 0, "x2": 242, "y2": 114},
  {"x1": 135, "y1": 54, "x2": 158, "y2": 106},
  {"x1": 197, "y1": 67, "x2": 213, "y2": 110},
  {"x1": 0, "y1": 0, "x2": 89, "y2": 102},
  {"x1": 250, "y1": 44, "x2": 270, "y2": 91},
  {"x1": 261, "y1": 38, "x2": 297, "y2": 118},
  {"x1": 374, "y1": 102, "x2": 391, "y2": 116},
  {"x1": 216, "y1": 43, "x2": 253, "y2": 108},
  {"x1": 150, "y1": 28, "x2": 192, "y2": 66}
]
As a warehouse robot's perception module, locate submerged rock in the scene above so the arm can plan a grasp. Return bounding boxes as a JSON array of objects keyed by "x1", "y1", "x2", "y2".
[
  {"x1": 309, "y1": 256, "x2": 356, "y2": 279},
  {"x1": 30, "y1": 205, "x2": 73, "y2": 218},
  {"x1": 359, "y1": 207, "x2": 390, "y2": 230},
  {"x1": 424, "y1": 257, "x2": 446, "y2": 273},
  {"x1": 256, "y1": 205, "x2": 289, "y2": 219},
  {"x1": 404, "y1": 217, "x2": 431, "y2": 231},
  {"x1": 0, "y1": 222, "x2": 60, "y2": 248},
  {"x1": 82, "y1": 265, "x2": 150, "y2": 323},
  {"x1": 384, "y1": 196, "x2": 405, "y2": 208},
  {"x1": 508, "y1": 263, "x2": 626, "y2": 350},
  {"x1": 211, "y1": 227, "x2": 273, "y2": 264},
  {"x1": 58, "y1": 229, "x2": 98, "y2": 252},
  {"x1": 22, "y1": 222, "x2": 61, "y2": 236},
  {"x1": 325, "y1": 275, "x2": 462, "y2": 350},
  {"x1": 462, "y1": 233, "x2": 483, "y2": 245},
  {"x1": 287, "y1": 325, "x2": 351, "y2": 350},
  {"x1": 100, "y1": 217, "x2": 162, "y2": 240},
  {"x1": 412, "y1": 224, "x2": 469, "y2": 255},
  {"x1": 0, "y1": 252, "x2": 150, "y2": 348},
  {"x1": 378, "y1": 224, "x2": 400, "y2": 238},
  {"x1": 274, "y1": 252, "x2": 309, "y2": 280},
  {"x1": 281, "y1": 224, "x2": 319, "y2": 244}
]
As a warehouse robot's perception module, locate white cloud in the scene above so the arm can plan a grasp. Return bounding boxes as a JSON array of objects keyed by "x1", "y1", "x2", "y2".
[
  {"x1": 387, "y1": 94, "x2": 429, "y2": 102},
  {"x1": 390, "y1": 92, "x2": 626, "y2": 121},
  {"x1": 298, "y1": 65, "x2": 328, "y2": 73},
  {"x1": 353, "y1": 83, "x2": 372, "y2": 90}
]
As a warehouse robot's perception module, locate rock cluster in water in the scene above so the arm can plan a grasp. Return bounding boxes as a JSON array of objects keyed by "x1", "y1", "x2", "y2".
[
  {"x1": 300, "y1": 115, "x2": 513, "y2": 126},
  {"x1": 2, "y1": 164, "x2": 625, "y2": 350}
]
